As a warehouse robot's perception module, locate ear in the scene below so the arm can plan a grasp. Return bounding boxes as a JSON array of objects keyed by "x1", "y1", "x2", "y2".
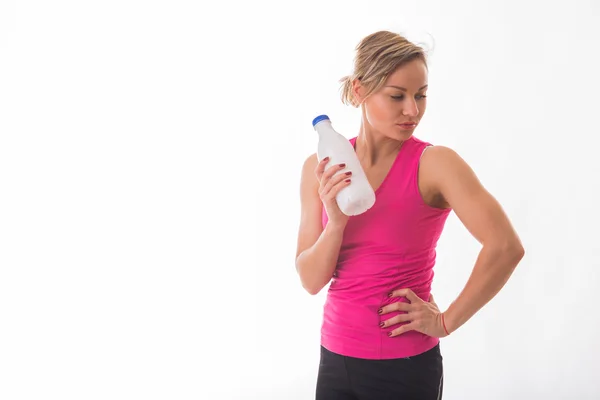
[{"x1": 351, "y1": 78, "x2": 365, "y2": 105}]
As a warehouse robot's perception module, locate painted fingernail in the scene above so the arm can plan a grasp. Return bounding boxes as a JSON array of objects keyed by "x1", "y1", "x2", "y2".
[
  {"x1": 379, "y1": 322, "x2": 384, "y2": 327},
  {"x1": 388, "y1": 332, "x2": 393, "y2": 337},
  {"x1": 339, "y1": 163, "x2": 346, "y2": 167},
  {"x1": 378, "y1": 308, "x2": 382, "y2": 314},
  {"x1": 345, "y1": 178, "x2": 351, "y2": 182},
  {"x1": 345, "y1": 171, "x2": 352, "y2": 176},
  {"x1": 388, "y1": 292, "x2": 393, "y2": 297}
]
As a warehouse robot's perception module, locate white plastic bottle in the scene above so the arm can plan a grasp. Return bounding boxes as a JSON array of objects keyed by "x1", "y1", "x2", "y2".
[{"x1": 312, "y1": 114, "x2": 376, "y2": 216}]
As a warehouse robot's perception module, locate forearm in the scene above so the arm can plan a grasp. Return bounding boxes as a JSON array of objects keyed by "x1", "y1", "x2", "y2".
[
  {"x1": 444, "y1": 242, "x2": 525, "y2": 333},
  {"x1": 296, "y1": 223, "x2": 345, "y2": 295}
]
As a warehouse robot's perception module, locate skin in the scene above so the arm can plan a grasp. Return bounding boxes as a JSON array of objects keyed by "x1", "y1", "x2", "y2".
[{"x1": 295, "y1": 59, "x2": 525, "y2": 338}]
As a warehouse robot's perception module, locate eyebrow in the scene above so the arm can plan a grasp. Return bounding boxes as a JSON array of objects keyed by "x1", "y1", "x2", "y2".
[{"x1": 386, "y1": 84, "x2": 428, "y2": 91}]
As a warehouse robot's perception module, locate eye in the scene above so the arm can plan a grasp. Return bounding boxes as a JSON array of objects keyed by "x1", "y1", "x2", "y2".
[{"x1": 391, "y1": 94, "x2": 427, "y2": 101}]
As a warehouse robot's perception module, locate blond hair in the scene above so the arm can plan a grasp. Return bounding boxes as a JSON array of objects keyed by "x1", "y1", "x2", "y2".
[{"x1": 340, "y1": 31, "x2": 427, "y2": 107}]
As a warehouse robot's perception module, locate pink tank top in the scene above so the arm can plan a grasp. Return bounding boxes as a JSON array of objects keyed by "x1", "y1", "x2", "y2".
[{"x1": 320, "y1": 135, "x2": 451, "y2": 360}]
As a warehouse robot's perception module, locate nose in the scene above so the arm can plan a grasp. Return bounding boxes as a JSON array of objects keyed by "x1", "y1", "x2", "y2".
[{"x1": 402, "y1": 98, "x2": 419, "y2": 117}]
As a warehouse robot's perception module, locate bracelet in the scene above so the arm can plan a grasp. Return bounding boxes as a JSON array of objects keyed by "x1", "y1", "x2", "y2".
[{"x1": 441, "y1": 313, "x2": 450, "y2": 336}]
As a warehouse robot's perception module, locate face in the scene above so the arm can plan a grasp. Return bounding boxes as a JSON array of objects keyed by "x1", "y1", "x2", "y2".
[{"x1": 353, "y1": 59, "x2": 428, "y2": 141}]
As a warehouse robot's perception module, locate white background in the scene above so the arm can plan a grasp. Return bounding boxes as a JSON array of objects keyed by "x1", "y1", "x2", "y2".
[{"x1": 1, "y1": 0, "x2": 599, "y2": 399}]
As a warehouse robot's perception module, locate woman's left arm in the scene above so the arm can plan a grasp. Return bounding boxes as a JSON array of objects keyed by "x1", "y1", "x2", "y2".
[{"x1": 427, "y1": 145, "x2": 525, "y2": 334}]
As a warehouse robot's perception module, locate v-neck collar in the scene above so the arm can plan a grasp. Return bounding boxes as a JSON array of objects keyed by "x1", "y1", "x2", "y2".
[{"x1": 351, "y1": 136, "x2": 410, "y2": 194}]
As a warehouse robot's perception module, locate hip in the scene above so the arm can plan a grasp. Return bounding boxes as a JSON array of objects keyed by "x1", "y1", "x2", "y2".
[{"x1": 317, "y1": 343, "x2": 444, "y2": 399}]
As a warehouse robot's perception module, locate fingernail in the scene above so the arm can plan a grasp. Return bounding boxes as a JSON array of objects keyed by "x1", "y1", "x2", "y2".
[
  {"x1": 378, "y1": 308, "x2": 382, "y2": 314},
  {"x1": 388, "y1": 292, "x2": 393, "y2": 297},
  {"x1": 388, "y1": 332, "x2": 393, "y2": 337},
  {"x1": 339, "y1": 163, "x2": 346, "y2": 167},
  {"x1": 379, "y1": 322, "x2": 384, "y2": 327},
  {"x1": 345, "y1": 178, "x2": 351, "y2": 182},
  {"x1": 345, "y1": 171, "x2": 352, "y2": 176}
]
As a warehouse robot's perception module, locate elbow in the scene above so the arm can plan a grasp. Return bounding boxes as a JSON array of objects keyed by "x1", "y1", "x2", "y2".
[
  {"x1": 499, "y1": 239, "x2": 525, "y2": 267},
  {"x1": 484, "y1": 237, "x2": 525, "y2": 268},
  {"x1": 507, "y1": 238, "x2": 525, "y2": 262},
  {"x1": 299, "y1": 276, "x2": 324, "y2": 295},
  {"x1": 303, "y1": 284, "x2": 322, "y2": 296},
  {"x1": 295, "y1": 257, "x2": 325, "y2": 296},
  {"x1": 300, "y1": 273, "x2": 326, "y2": 295},
  {"x1": 514, "y1": 243, "x2": 525, "y2": 262}
]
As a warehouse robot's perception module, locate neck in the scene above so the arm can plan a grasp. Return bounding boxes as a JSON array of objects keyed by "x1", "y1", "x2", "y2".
[{"x1": 355, "y1": 121, "x2": 404, "y2": 167}]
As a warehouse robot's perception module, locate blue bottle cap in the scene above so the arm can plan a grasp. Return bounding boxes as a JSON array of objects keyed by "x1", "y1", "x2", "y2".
[{"x1": 312, "y1": 114, "x2": 330, "y2": 127}]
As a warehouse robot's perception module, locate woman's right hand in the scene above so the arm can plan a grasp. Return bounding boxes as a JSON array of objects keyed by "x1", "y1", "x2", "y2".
[{"x1": 314, "y1": 157, "x2": 352, "y2": 228}]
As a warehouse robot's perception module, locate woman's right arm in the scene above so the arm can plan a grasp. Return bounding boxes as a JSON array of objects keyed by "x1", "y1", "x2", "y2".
[{"x1": 295, "y1": 154, "x2": 350, "y2": 295}]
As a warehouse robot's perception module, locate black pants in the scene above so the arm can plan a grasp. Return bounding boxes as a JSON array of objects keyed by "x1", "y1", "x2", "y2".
[{"x1": 316, "y1": 344, "x2": 443, "y2": 400}]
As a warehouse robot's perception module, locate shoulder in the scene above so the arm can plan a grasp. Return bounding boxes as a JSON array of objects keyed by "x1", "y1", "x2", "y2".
[
  {"x1": 421, "y1": 145, "x2": 464, "y2": 165},
  {"x1": 300, "y1": 153, "x2": 319, "y2": 190},
  {"x1": 420, "y1": 145, "x2": 482, "y2": 202},
  {"x1": 420, "y1": 145, "x2": 474, "y2": 180},
  {"x1": 301, "y1": 153, "x2": 319, "y2": 175},
  {"x1": 410, "y1": 140, "x2": 468, "y2": 208}
]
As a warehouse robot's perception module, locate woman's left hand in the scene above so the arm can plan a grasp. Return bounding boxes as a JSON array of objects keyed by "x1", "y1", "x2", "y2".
[{"x1": 379, "y1": 288, "x2": 449, "y2": 338}]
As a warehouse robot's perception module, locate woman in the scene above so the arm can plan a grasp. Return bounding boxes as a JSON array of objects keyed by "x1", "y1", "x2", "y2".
[{"x1": 295, "y1": 30, "x2": 525, "y2": 399}]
